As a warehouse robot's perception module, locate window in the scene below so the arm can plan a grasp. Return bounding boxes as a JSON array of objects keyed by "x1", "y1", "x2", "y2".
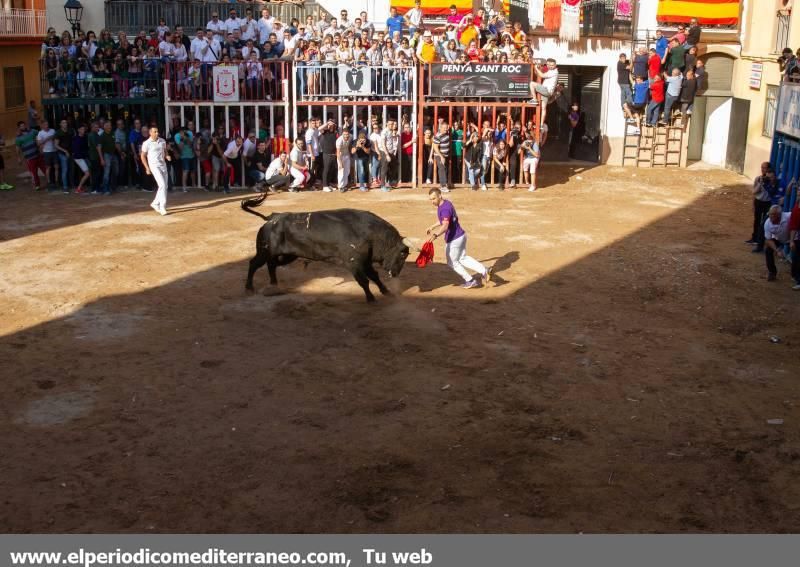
[
  {"x1": 3, "y1": 67, "x2": 25, "y2": 109},
  {"x1": 775, "y1": 10, "x2": 791, "y2": 53},
  {"x1": 763, "y1": 84, "x2": 779, "y2": 138}
]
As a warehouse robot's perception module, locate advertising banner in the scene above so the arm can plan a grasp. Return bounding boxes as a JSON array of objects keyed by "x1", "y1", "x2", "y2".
[
  {"x1": 430, "y1": 64, "x2": 531, "y2": 98},
  {"x1": 776, "y1": 83, "x2": 800, "y2": 138},
  {"x1": 213, "y1": 65, "x2": 240, "y2": 103}
]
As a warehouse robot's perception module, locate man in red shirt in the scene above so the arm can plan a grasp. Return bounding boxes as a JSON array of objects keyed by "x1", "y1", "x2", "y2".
[
  {"x1": 646, "y1": 73, "x2": 665, "y2": 126},
  {"x1": 647, "y1": 47, "x2": 661, "y2": 79},
  {"x1": 789, "y1": 201, "x2": 800, "y2": 289}
]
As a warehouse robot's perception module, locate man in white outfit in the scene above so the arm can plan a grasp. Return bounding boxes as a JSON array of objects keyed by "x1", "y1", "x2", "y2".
[
  {"x1": 335, "y1": 129, "x2": 353, "y2": 192},
  {"x1": 426, "y1": 188, "x2": 492, "y2": 288},
  {"x1": 140, "y1": 126, "x2": 170, "y2": 216}
]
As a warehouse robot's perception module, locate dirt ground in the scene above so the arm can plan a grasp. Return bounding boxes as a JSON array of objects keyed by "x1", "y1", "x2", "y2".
[{"x1": 1, "y1": 163, "x2": 799, "y2": 533}]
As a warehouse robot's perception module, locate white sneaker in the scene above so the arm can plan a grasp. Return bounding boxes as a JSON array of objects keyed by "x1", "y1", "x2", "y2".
[
  {"x1": 425, "y1": 179, "x2": 432, "y2": 184},
  {"x1": 441, "y1": 187, "x2": 450, "y2": 193},
  {"x1": 158, "y1": 206, "x2": 167, "y2": 216},
  {"x1": 322, "y1": 186, "x2": 332, "y2": 192},
  {"x1": 150, "y1": 203, "x2": 160, "y2": 213},
  {"x1": 480, "y1": 184, "x2": 487, "y2": 191},
  {"x1": 528, "y1": 185, "x2": 536, "y2": 192},
  {"x1": 509, "y1": 182, "x2": 516, "y2": 188}
]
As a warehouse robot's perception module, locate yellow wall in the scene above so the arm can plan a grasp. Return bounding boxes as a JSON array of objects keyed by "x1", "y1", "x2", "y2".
[
  {"x1": 0, "y1": 44, "x2": 41, "y2": 141},
  {"x1": 733, "y1": 0, "x2": 799, "y2": 177}
]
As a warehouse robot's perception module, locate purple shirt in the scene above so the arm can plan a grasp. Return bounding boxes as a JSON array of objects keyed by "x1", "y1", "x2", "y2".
[{"x1": 437, "y1": 199, "x2": 465, "y2": 243}]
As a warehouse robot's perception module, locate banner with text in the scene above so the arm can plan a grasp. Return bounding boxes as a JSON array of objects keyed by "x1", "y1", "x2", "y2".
[
  {"x1": 776, "y1": 82, "x2": 800, "y2": 138},
  {"x1": 429, "y1": 64, "x2": 531, "y2": 98}
]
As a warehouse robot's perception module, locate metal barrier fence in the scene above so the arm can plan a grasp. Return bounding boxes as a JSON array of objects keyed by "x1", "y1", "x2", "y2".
[
  {"x1": 104, "y1": 1, "x2": 325, "y2": 37},
  {"x1": 294, "y1": 63, "x2": 415, "y2": 101},
  {"x1": 164, "y1": 61, "x2": 289, "y2": 102},
  {"x1": 40, "y1": 59, "x2": 162, "y2": 100}
]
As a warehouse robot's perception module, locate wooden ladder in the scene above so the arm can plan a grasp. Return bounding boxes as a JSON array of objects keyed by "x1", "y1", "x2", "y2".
[{"x1": 622, "y1": 121, "x2": 643, "y2": 167}]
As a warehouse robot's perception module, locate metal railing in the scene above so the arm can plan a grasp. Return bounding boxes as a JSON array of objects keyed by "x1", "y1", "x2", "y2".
[
  {"x1": 165, "y1": 60, "x2": 289, "y2": 102},
  {"x1": 40, "y1": 58, "x2": 162, "y2": 100},
  {"x1": 0, "y1": 8, "x2": 47, "y2": 37},
  {"x1": 104, "y1": 0, "x2": 325, "y2": 37},
  {"x1": 294, "y1": 63, "x2": 414, "y2": 101},
  {"x1": 775, "y1": 10, "x2": 791, "y2": 54}
]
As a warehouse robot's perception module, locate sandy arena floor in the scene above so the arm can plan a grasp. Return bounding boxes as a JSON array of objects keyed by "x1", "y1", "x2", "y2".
[{"x1": 1, "y1": 164, "x2": 798, "y2": 533}]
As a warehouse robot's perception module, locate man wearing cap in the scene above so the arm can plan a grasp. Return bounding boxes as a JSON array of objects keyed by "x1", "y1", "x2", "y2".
[
  {"x1": 416, "y1": 30, "x2": 437, "y2": 64},
  {"x1": 319, "y1": 118, "x2": 338, "y2": 192}
]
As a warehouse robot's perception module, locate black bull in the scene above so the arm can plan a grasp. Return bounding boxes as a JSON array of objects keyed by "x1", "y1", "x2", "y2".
[{"x1": 241, "y1": 194, "x2": 416, "y2": 302}]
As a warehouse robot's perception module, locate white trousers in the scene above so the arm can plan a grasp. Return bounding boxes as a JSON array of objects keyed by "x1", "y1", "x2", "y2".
[
  {"x1": 337, "y1": 157, "x2": 351, "y2": 189},
  {"x1": 289, "y1": 166, "x2": 305, "y2": 187},
  {"x1": 445, "y1": 234, "x2": 487, "y2": 282},
  {"x1": 150, "y1": 167, "x2": 168, "y2": 208}
]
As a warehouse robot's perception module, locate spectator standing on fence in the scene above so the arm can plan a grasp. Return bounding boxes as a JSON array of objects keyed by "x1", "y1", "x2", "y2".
[
  {"x1": 646, "y1": 74, "x2": 664, "y2": 127},
  {"x1": 531, "y1": 58, "x2": 558, "y2": 130},
  {"x1": 624, "y1": 75, "x2": 649, "y2": 133},
  {"x1": 679, "y1": 69, "x2": 697, "y2": 117},
  {"x1": 632, "y1": 46, "x2": 648, "y2": 79},
  {"x1": 141, "y1": 126, "x2": 169, "y2": 216},
  {"x1": 647, "y1": 47, "x2": 661, "y2": 80},
  {"x1": 319, "y1": 118, "x2": 337, "y2": 192},
  {"x1": 353, "y1": 130, "x2": 371, "y2": 191},
  {"x1": 336, "y1": 129, "x2": 353, "y2": 192},
  {"x1": 431, "y1": 122, "x2": 451, "y2": 193},
  {"x1": 617, "y1": 53, "x2": 632, "y2": 108},
  {"x1": 664, "y1": 39, "x2": 686, "y2": 75},
  {"x1": 763, "y1": 205, "x2": 792, "y2": 282},
  {"x1": 663, "y1": 68, "x2": 683, "y2": 124},
  {"x1": 380, "y1": 119, "x2": 400, "y2": 192},
  {"x1": 400, "y1": 122, "x2": 415, "y2": 183},
  {"x1": 386, "y1": 7, "x2": 404, "y2": 37},
  {"x1": 654, "y1": 29, "x2": 668, "y2": 61}
]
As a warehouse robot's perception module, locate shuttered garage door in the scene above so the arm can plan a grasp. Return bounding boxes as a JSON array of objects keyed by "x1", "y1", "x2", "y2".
[{"x1": 700, "y1": 53, "x2": 735, "y2": 94}]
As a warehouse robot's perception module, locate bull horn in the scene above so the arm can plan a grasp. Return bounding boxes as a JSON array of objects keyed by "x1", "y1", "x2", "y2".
[{"x1": 402, "y1": 237, "x2": 421, "y2": 252}]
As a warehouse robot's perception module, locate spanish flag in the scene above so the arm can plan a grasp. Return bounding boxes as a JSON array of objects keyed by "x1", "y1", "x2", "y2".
[
  {"x1": 656, "y1": 0, "x2": 740, "y2": 26},
  {"x1": 392, "y1": 0, "x2": 473, "y2": 17}
]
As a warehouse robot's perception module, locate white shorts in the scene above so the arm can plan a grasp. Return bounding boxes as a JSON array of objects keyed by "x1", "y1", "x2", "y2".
[
  {"x1": 523, "y1": 157, "x2": 538, "y2": 174},
  {"x1": 74, "y1": 158, "x2": 89, "y2": 173}
]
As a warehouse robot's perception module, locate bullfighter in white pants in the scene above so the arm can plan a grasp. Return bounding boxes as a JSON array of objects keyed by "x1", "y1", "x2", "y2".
[{"x1": 140, "y1": 126, "x2": 170, "y2": 216}]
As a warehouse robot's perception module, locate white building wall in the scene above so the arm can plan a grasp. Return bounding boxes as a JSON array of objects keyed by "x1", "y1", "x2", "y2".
[{"x1": 46, "y1": 0, "x2": 104, "y2": 35}]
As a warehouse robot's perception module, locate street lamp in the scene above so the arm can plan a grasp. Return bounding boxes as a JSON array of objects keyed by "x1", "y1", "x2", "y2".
[{"x1": 64, "y1": 0, "x2": 83, "y2": 38}]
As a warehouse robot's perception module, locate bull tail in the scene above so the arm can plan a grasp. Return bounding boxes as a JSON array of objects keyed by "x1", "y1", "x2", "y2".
[{"x1": 240, "y1": 193, "x2": 270, "y2": 221}]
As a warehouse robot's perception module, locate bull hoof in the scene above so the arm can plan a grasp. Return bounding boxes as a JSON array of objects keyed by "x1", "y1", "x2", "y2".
[
  {"x1": 245, "y1": 284, "x2": 255, "y2": 293},
  {"x1": 365, "y1": 296, "x2": 377, "y2": 303}
]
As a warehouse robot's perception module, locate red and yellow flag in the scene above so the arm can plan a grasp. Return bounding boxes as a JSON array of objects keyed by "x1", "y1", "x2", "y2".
[
  {"x1": 656, "y1": 0, "x2": 740, "y2": 26},
  {"x1": 392, "y1": 0, "x2": 473, "y2": 16}
]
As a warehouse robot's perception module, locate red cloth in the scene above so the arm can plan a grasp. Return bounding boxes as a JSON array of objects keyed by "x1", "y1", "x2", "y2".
[
  {"x1": 789, "y1": 203, "x2": 800, "y2": 233},
  {"x1": 415, "y1": 241, "x2": 434, "y2": 268}
]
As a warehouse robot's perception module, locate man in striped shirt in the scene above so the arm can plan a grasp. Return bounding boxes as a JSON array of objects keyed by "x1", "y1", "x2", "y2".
[
  {"x1": 269, "y1": 124, "x2": 291, "y2": 158},
  {"x1": 431, "y1": 122, "x2": 450, "y2": 193}
]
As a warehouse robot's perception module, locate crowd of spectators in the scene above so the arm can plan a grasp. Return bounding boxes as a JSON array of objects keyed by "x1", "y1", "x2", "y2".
[
  {"x1": 748, "y1": 161, "x2": 800, "y2": 290},
  {"x1": 617, "y1": 20, "x2": 704, "y2": 133}
]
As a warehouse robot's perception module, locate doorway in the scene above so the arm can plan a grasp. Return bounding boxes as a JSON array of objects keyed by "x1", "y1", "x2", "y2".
[{"x1": 541, "y1": 64, "x2": 605, "y2": 163}]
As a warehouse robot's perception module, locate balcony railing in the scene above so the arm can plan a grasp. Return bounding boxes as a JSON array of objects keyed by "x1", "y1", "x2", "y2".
[
  {"x1": 775, "y1": 10, "x2": 791, "y2": 54},
  {"x1": 165, "y1": 60, "x2": 289, "y2": 102},
  {"x1": 0, "y1": 8, "x2": 47, "y2": 37},
  {"x1": 40, "y1": 58, "x2": 162, "y2": 101},
  {"x1": 104, "y1": 0, "x2": 325, "y2": 37}
]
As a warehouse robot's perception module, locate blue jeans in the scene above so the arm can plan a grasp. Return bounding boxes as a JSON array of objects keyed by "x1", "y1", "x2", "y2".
[
  {"x1": 646, "y1": 100, "x2": 663, "y2": 125},
  {"x1": 480, "y1": 155, "x2": 490, "y2": 185},
  {"x1": 620, "y1": 84, "x2": 632, "y2": 108},
  {"x1": 102, "y1": 153, "x2": 118, "y2": 193},
  {"x1": 664, "y1": 94, "x2": 679, "y2": 121},
  {"x1": 371, "y1": 154, "x2": 380, "y2": 181},
  {"x1": 467, "y1": 164, "x2": 482, "y2": 187},
  {"x1": 355, "y1": 157, "x2": 369, "y2": 185},
  {"x1": 57, "y1": 152, "x2": 70, "y2": 189}
]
